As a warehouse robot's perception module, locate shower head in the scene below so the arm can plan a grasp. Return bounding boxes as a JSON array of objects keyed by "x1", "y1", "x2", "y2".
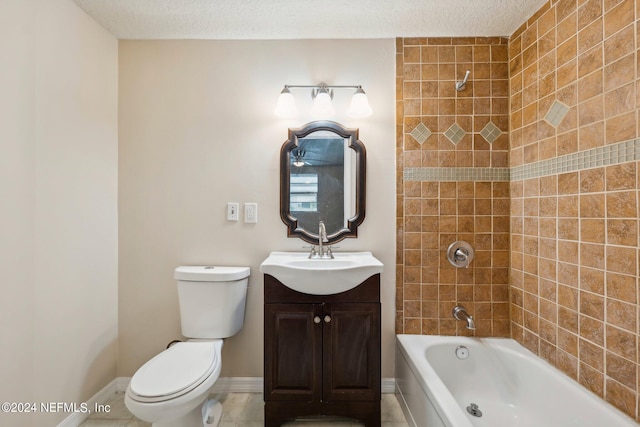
[{"x1": 455, "y1": 70, "x2": 471, "y2": 92}]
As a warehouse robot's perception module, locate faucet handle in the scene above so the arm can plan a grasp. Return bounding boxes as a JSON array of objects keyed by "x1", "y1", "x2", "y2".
[
  {"x1": 304, "y1": 245, "x2": 317, "y2": 258},
  {"x1": 326, "y1": 245, "x2": 336, "y2": 259}
]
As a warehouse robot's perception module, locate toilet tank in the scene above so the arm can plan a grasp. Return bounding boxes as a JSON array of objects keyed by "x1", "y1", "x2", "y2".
[{"x1": 174, "y1": 266, "x2": 250, "y2": 339}]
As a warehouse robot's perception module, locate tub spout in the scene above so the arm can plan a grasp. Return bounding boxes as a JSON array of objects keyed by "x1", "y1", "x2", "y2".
[{"x1": 452, "y1": 305, "x2": 476, "y2": 330}]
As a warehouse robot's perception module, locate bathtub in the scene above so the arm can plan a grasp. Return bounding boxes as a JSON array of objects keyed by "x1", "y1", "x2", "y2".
[{"x1": 395, "y1": 334, "x2": 638, "y2": 427}]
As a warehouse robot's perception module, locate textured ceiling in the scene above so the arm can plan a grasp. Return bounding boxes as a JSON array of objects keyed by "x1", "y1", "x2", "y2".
[{"x1": 72, "y1": 0, "x2": 547, "y2": 39}]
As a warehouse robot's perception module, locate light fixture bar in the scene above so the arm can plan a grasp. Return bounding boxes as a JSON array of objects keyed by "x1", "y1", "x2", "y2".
[
  {"x1": 283, "y1": 84, "x2": 364, "y2": 90},
  {"x1": 275, "y1": 83, "x2": 372, "y2": 119}
]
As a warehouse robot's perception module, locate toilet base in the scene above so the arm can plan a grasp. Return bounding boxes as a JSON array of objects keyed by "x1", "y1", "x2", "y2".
[
  {"x1": 202, "y1": 399, "x2": 223, "y2": 427},
  {"x1": 150, "y1": 398, "x2": 221, "y2": 427}
]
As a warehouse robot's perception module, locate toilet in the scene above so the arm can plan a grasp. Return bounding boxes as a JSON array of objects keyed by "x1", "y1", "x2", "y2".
[{"x1": 125, "y1": 265, "x2": 250, "y2": 427}]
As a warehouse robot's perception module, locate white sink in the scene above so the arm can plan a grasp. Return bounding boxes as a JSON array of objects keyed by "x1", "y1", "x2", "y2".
[{"x1": 260, "y1": 251, "x2": 384, "y2": 295}]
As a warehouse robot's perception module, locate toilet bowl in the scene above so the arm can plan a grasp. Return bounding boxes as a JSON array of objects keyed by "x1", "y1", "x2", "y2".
[
  {"x1": 125, "y1": 266, "x2": 250, "y2": 427},
  {"x1": 125, "y1": 340, "x2": 222, "y2": 426}
]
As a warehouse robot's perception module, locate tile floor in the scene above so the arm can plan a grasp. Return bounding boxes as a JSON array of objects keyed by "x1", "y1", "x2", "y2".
[{"x1": 79, "y1": 392, "x2": 410, "y2": 427}]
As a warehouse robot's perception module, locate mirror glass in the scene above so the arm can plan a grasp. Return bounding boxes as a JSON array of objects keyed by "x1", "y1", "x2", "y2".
[{"x1": 280, "y1": 121, "x2": 366, "y2": 244}]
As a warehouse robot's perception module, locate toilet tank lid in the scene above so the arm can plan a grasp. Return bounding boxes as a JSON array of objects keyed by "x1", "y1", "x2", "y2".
[{"x1": 174, "y1": 266, "x2": 250, "y2": 282}]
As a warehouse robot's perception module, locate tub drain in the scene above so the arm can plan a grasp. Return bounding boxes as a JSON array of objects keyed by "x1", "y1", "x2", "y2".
[{"x1": 466, "y1": 403, "x2": 482, "y2": 417}]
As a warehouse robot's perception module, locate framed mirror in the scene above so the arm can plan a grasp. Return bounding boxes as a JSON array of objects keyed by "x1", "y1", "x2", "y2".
[{"x1": 280, "y1": 121, "x2": 366, "y2": 244}]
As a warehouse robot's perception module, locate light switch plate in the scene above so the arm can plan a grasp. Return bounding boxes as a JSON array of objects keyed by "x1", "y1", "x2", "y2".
[{"x1": 227, "y1": 202, "x2": 239, "y2": 221}]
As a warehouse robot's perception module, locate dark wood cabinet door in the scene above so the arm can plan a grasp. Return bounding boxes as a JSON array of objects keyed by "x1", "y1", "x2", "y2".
[
  {"x1": 322, "y1": 302, "x2": 381, "y2": 401},
  {"x1": 264, "y1": 303, "x2": 322, "y2": 401},
  {"x1": 264, "y1": 276, "x2": 382, "y2": 426}
]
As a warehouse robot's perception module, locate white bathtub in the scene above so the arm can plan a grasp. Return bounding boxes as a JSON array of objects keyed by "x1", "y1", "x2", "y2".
[{"x1": 395, "y1": 334, "x2": 638, "y2": 427}]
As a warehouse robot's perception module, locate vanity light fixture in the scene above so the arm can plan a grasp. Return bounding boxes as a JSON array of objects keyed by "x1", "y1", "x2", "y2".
[
  {"x1": 310, "y1": 86, "x2": 336, "y2": 118},
  {"x1": 274, "y1": 83, "x2": 372, "y2": 119},
  {"x1": 274, "y1": 87, "x2": 298, "y2": 117},
  {"x1": 348, "y1": 87, "x2": 373, "y2": 118}
]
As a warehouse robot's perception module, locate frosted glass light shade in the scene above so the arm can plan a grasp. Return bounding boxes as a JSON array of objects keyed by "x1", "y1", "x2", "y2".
[
  {"x1": 310, "y1": 91, "x2": 335, "y2": 118},
  {"x1": 274, "y1": 88, "x2": 299, "y2": 117},
  {"x1": 347, "y1": 88, "x2": 372, "y2": 118}
]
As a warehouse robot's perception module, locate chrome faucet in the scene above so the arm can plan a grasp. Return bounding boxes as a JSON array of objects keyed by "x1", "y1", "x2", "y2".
[
  {"x1": 452, "y1": 305, "x2": 476, "y2": 330},
  {"x1": 306, "y1": 221, "x2": 333, "y2": 258},
  {"x1": 318, "y1": 221, "x2": 330, "y2": 258}
]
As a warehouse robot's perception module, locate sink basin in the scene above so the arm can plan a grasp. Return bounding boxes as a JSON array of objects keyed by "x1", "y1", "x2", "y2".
[{"x1": 260, "y1": 251, "x2": 384, "y2": 295}]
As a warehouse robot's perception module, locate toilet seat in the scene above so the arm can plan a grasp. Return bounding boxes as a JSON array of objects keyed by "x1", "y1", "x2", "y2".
[{"x1": 128, "y1": 340, "x2": 220, "y2": 403}]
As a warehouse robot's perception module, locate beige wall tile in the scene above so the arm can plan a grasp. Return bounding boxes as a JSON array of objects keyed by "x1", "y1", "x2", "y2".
[
  {"x1": 397, "y1": 37, "x2": 510, "y2": 338},
  {"x1": 398, "y1": 1, "x2": 640, "y2": 419},
  {"x1": 507, "y1": 0, "x2": 640, "y2": 420}
]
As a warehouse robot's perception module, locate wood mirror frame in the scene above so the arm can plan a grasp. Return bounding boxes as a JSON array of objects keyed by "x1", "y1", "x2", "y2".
[{"x1": 280, "y1": 121, "x2": 366, "y2": 245}]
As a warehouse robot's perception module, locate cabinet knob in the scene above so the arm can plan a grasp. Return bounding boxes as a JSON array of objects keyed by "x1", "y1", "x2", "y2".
[
  {"x1": 314, "y1": 316, "x2": 321, "y2": 324},
  {"x1": 324, "y1": 315, "x2": 331, "y2": 323}
]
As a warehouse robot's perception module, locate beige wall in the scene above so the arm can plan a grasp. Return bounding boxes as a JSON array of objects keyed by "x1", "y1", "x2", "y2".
[
  {"x1": 0, "y1": 0, "x2": 118, "y2": 425},
  {"x1": 0, "y1": 0, "x2": 36, "y2": 419},
  {"x1": 118, "y1": 39, "x2": 397, "y2": 378}
]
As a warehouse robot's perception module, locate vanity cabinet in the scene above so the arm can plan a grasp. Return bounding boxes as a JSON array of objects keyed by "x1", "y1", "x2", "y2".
[{"x1": 263, "y1": 274, "x2": 381, "y2": 427}]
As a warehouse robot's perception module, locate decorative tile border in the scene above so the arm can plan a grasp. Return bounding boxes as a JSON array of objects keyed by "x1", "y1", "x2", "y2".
[
  {"x1": 405, "y1": 167, "x2": 510, "y2": 181},
  {"x1": 511, "y1": 138, "x2": 640, "y2": 181},
  {"x1": 404, "y1": 138, "x2": 640, "y2": 182}
]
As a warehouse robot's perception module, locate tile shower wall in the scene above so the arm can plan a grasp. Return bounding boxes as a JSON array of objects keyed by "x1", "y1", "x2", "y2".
[
  {"x1": 396, "y1": 37, "x2": 511, "y2": 337},
  {"x1": 509, "y1": 0, "x2": 640, "y2": 420}
]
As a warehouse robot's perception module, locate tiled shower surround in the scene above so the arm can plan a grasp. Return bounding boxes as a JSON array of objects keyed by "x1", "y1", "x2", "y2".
[
  {"x1": 396, "y1": 0, "x2": 640, "y2": 421},
  {"x1": 396, "y1": 36, "x2": 512, "y2": 338}
]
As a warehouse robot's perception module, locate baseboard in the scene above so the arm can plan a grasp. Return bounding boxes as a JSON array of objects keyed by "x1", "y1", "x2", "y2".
[
  {"x1": 382, "y1": 377, "x2": 397, "y2": 393},
  {"x1": 116, "y1": 376, "x2": 131, "y2": 392},
  {"x1": 212, "y1": 376, "x2": 264, "y2": 393},
  {"x1": 59, "y1": 376, "x2": 398, "y2": 426},
  {"x1": 56, "y1": 378, "x2": 117, "y2": 427}
]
